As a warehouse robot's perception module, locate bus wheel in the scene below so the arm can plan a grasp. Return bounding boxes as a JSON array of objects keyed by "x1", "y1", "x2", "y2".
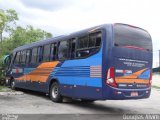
[
  {"x1": 50, "y1": 82, "x2": 62, "y2": 103},
  {"x1": 11, "y1": 80, "x2": 16, "y2": 90}
]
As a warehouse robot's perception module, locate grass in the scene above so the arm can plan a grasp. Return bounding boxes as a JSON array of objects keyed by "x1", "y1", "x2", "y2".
[
  {"x1": 0, "y1": 85, "x2": 7, "y2": 92},
  {"x1": 0, "y1": 85, "x2": 12, "y2": 92}
]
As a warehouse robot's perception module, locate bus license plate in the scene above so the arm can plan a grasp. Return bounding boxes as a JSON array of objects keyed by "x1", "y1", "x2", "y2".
[{"x1": 131, "y1": 92, "x2": 138, "y2": 97}]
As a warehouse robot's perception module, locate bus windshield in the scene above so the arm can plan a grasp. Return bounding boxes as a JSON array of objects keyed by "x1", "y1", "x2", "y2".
[{"x1": 114, "y1": 24, "x2": 152, "y2": 51}]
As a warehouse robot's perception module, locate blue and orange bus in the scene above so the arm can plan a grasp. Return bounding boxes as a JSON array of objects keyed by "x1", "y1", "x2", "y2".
[{"x1": 3, "y1": 23, "x2": 152, "y2": 102}]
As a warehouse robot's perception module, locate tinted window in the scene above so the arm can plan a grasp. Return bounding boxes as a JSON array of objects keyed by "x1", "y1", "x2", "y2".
[
  {"x1": 76, "y1": 32, "x2": 102, "y2": 58},
  {"x1": 43, "y1": 44, "x2": 51, "y2": 62},
  {"x1": 95, "y1": 33, "x2": 101, "y2": 47},
  {"x1": 114, "y1": 24, "x2": 152, "y2": 51},
  {"x1": 78, "y1": 36, "x2": 88, "y2": 49},
  {"x1": 89, "y1": 35, "x2": 96, "y2": 47},
  {"x1": 14, "y1": 51, "x2": 20, "y2": 64},
  {"x1": 26, "y1": 50, "x2": 30, "y2": 64},
  {"x1": 37, "y1": 46, "x2": 42, "y2": 62},
  {"x1": 69, "y1": 38, "x2": 76, "y2": 59},
  {"x1": 31, "y1": 48, "x2": 38, "y2": 63},
  {"x1": 58, "y1": 41, "x2": 69, "y2": 60},
  {"x1": 21, "y1": 50, "x2": 26, "y2": 64},
  {"x1": 50, "y1": 43, "x2": 57, "y2": 60},
  {"x1": 89, "y1": 32, "x2": 102, "y2": 48}
]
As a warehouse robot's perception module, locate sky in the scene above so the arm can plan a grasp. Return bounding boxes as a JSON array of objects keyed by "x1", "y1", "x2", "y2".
[{"x1": 0, "y1": 0, "x2": 159, "y2": 67}]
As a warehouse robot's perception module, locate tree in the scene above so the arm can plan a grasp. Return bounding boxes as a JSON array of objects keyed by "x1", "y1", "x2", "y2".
[
  {"x1": 0, "y1": 9, "x2": 52, "y2": 57},
  {"x1": 1, "y1": 25, "x2": 52, "y2": 56},
  {"x1": 0, "y1": 10, "x2": 7, "y2": 42},
  {"x1": 0, "y1": 9, "x2": 52, "y2": 82},
  {"x1": 0, "y1": 9, "x2": 18, "y2": 42}
]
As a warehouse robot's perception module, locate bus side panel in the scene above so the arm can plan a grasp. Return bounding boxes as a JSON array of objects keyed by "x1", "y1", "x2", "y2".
[
  {"x1": 13, "y1": 61, "x2": 60, "y2": 93},
  {"x1": 15, "y1": 80, "x2": 47, "y2": 93},
  {"x1": 48, "y1": 48, "x2": 103, "y2": 100}
]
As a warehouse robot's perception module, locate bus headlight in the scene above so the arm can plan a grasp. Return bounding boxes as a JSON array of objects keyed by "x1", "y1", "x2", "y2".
[{"x1": 6, "y1": 79, "x2": 9, "y2": 84}]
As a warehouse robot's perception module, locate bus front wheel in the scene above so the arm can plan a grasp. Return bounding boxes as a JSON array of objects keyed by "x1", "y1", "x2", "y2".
[
  {"x1": 50, "y1": 82, "x2": 62, "y2": 103},
  {"x1": 10, "y1": 80, "x2": 16, "y2": 90}
]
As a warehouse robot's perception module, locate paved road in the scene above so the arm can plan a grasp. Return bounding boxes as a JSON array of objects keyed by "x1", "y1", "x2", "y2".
[{"x1": 0, "y1": 88, "x2": 160, "y2": 115}]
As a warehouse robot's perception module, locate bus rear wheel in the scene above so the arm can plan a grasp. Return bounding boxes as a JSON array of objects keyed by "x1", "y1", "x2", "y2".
[{"x1": 50, "y1": 82, "x2": 62, "y2": 103}]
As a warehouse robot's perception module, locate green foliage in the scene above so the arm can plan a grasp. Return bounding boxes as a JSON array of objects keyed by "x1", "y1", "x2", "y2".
[
  {"x1": 0, "y1": 9, "x2": 53, "y2": 81},
  {"x1": 0, "y1": 58, "x2": 5, "y2": 81},
  {"x1": 0, "y1": 9, "x2": 18, "y2": 42},
  {"x1": 0, "y1": 10, "x2": 7, "y2": 33},
  {"x1": 1, "y1": 25, "x2": 52, "y2": 56}
]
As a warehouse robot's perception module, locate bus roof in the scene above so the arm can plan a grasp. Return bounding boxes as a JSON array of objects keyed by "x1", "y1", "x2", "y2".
[
  {"x1": 14, "y1": 23, "x2": 148, "y2": 52},
  {"x1": 13, "y1": 24, "x2": 109, "y2": 52}
]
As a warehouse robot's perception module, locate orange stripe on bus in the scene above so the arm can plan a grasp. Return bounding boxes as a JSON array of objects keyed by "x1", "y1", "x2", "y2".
[
  {"x1": 115, "y1": 68, "x2": 149, "y2": 84},
  {"x1": 16, "y1": 61, "x2": 59, "y2": 82},
  {"x1": 37, "y1": 61, "x2": 59, "y2": 68},
  {"x1": 116, "y1": 68, "x2": 147, "y2": 79}
]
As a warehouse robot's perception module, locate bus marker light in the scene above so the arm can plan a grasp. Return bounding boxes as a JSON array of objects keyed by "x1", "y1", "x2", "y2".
[
  {"x1": 119, "y1": 84, "x2": 127, "y2": 87},
  {"x1": 96, "y1": 89, "x2": 100, "y2": 92},
  {"x1": 114, "y1": 91, "x2": 122, "y2": 94}
]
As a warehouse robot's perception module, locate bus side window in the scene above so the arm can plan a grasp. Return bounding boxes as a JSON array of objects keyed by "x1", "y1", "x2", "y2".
[
  {"x1": 76, "y1": 35, "x2": 89, "y2": 58},
  {"x1": 76, "y1": 32, "x2": 102, "y2": 58},
  {"x1": 14, "y1": 51, "x2": 20, "y2": 64},
  {"x1": 95, "y1": 32, "x2": 102, "y2": 47},
  {"x1": 58, "y1": 41, "x2": 69, "y2": 60},
  {"x1": 19, "y1": 51, "x2": 22, "y2": 64},
  {"x1": 26, "y1": 49, "x2": 31, "y2": 64},
  {"x1": 88, "y1": 32, "x2": 102, "y2": 54},
  {"x1": 38, "y1": 46, "x2": 43, "y2": 62},
  {"x1": 31, "y1": 47, "x2": 38, "y2": 63},
  {"x1": 21, "y1": 50, "x2": 26, "y2": 64},
  {"x1": 11, "y1": 52, "x2": 16, "y2": 65},
  {"x1": 78, "y1": 36, "x2": 88, "y2": 49},
  {"x1": 69, "y1": 38, "x2": 76, "y2": 59},
  {"x1": 51, "y1": 43, "x2": 57, "y2": 60},
  {"x1": 89, "y1": 32, "x2": 101, "y2": 47},
  {"x1": 43, "y1": 44, "x2": 51, "y2": 62}
]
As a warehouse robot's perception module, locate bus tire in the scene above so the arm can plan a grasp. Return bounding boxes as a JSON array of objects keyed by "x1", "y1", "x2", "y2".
[
  {"x1": 50, "y1": 82, "x2": 62, "y2": 103},
  {"x1": 10, "y1": 79, "x2": 16, "y2": 90}
]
